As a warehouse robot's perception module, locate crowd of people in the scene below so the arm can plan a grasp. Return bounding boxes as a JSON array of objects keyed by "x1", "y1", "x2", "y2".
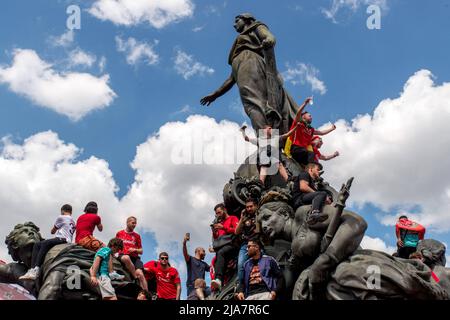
[
  {"x1": 15, "y1": 96, "x2": 434, "y2": 300},
  {"x1": 15, "y1": 197, "x2": 432, "y2": 301},
  {"x1": 16, "y1": 197, "x2": 280, "y2": 300}
]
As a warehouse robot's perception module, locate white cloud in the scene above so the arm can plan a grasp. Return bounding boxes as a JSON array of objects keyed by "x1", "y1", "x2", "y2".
[
  {"x1": 322, "y1": 0, "x2": 388, "y2": 23},
  {"x1": 49, "y1": 30, "x2": 74, "y2": 48},
  {"x1": 120, "y1": 115, "x2": 253, "y2": 252},
  {"x1": 0, "y1": 49, "x2": 117, "y2": 121},
  {"x1": 360, "y1": 235, "x2": 396, "y2": 254},
  {"x1": 0, "y1": 131, "x2": 123, "y2": 262},
  {"x1": 89, "y1": 0, "x2": 194, "y2": 28},
  {"x1": 192, "y1": 25, "x2": 205, "y2": 32},
  {"x1": 68, "y1": 48, "x2": 97, "y2": 68},
  {"x1": 174, "y1": 50, "x2": 214, "y2": 80},
  {"x1": 171, "y1": 104, "x2": 193, "y2": 116},
  {"x1": 0, "y1": 116, "x2": 255, "y2": 265},
  {"x1": 98, "y1": 56, "x2": 107, "y2": 72},
  {"x1": 115, "y1": 36, "x2": 159, "y2": 66},
  {"x1": 321, "y1": 69, "x2": 450, "y2": 232},
  {"x1": 282, "y1": 62, "x2": 327, "y2": 95}
]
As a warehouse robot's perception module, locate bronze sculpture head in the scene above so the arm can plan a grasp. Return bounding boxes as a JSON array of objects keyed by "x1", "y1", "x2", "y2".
[{"x1": 5, "y1": 222, "x2": 43, "y2": 265}]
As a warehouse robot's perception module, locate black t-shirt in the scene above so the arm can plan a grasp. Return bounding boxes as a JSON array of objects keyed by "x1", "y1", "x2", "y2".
[
  {"x1": 241, "y1": 216, "x2": 259, "y2": 242},
  {"x1": 292, "y1": 171, "x2": 316, "y2": 202},
  {"x1": 186, "y1": 256, "x2": 210, "y2": 290}
]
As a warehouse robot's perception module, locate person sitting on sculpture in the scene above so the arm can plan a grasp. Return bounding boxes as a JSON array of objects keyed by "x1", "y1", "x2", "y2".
[
  {"x1": 90, "y1": 237, "x2": 123, "y2": 301},
  {"x1": 19, "y1": 204, "x2": 75, "y2": 281},
  {"x1": 291, "y1": 162, "x2": 332, "y2": 225},
  {"x1": 75, "y1": 201, "x2": 104, "y2": 252},
  {"x1": 240, "y1": 124, "x2": 299, "y2": 185},
  {"x1": 182, "y1": 232, "x2": 210, "y2": 296},
  {"x1": 310, "y1": 136, "x2": 339, "y2": 163},
  {"x1": 201, "y1": 13, "x2": 297, "y2": 136},
  {"x1": 209, "y1": 203, "x2": 239, "y2": 291},
  {"x1": 235, "y1": 239, "x2": 282, "y2": 300},
  {"x1": 235, "y1": 198, "x2": 261, "y2": 285},
  {"x1": 115, "y1": 216, "x2": 148, "y2": 290},
  {"x1": 287, "y1": 97, "x2": 337, "y2": 166},
  {"x1": 394, "y1": 215, "x2": 426, "y2": 259}
]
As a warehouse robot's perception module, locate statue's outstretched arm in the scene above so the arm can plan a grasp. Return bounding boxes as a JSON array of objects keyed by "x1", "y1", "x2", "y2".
[{"x1": 200, "y1": 74, "x2": 236, "y2": 106}]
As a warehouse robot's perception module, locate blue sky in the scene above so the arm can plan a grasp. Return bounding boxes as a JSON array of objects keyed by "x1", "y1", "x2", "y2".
[{"x1": 1, "y1": 0, "x2": 450, "y2": 298}]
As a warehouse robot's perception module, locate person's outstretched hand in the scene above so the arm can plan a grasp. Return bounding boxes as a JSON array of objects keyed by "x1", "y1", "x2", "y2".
[{"x1": 304, "y1": 96, "x2": 313, "y2": 105}]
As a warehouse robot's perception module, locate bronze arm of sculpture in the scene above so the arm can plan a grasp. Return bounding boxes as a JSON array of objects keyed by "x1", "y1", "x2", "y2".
[
  {"x1": 200, "y1": 75, "x2": 236, "y2": 106},
  {"x1": 320, "y1": 177, "x2": 354, "y2": 253}
]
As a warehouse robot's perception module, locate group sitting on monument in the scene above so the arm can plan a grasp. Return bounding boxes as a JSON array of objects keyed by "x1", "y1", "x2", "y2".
[
  {"x1": 1, "y1": 188, "x2": 447, "y2": 300},
  {"x1": 1, "y1": 12, "x2": 449, "y2": 301}
]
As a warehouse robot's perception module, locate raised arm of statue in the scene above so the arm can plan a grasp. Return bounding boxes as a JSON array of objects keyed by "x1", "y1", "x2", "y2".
[
  {"x1": 337, "y1": 177, "x2": 354, "y2": 207},
  {"x1": 200, "y1": 74, "x2": 236, "y2": 106}
]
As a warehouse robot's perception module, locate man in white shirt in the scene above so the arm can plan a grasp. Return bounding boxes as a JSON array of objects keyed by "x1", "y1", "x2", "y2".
[{"x1": 19, "y1": 204, "x2": 75, "y2": 281}]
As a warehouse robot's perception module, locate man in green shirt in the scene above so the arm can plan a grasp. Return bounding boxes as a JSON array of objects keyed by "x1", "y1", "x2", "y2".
[{"x1": 90, "y1": 238, "x2": 124, "y2": 300}]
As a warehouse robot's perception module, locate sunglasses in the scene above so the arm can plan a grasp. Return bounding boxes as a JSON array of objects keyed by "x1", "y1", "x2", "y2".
[{"x1": 160, "y1": 257, "x2": 169, "y2": 260}]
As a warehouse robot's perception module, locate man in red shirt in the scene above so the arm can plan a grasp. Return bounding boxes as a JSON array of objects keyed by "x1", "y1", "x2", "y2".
[
  {"x1": 311, "y1": 136, "x2": 339, "y2": 163},
  {"x1": 144, "y1": 252, "x2": 181, "y2": 300},
  {"x1": 289, "y1": 97, "x2": 336, "y2": 166},
  {"x1": 75, "y1": 201, "x2": 104, "y2": 251},
  {"x1": 116, "y1": 216, "x2": 148, "y2": 291},
  {"x1": 395, "y1": 215, "x2": 426, "y2": 259},
  {"x1": 210, "y1": 203, "x2": 239, "y2": 291}
]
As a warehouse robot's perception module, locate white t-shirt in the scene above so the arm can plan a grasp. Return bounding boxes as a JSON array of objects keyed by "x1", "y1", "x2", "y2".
[{"x1": 54, "y1": 215, "x2": 76, "y2": 243}]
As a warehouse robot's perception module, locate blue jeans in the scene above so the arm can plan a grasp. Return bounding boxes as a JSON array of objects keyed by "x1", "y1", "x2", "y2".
[{"x1": 237, "y1": 243, "x2": 249, "y2": 284}]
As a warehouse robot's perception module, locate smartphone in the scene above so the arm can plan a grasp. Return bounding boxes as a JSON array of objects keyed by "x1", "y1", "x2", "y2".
[{"x1": 186, "y1": 232, "x2": 190, "y2": 241}]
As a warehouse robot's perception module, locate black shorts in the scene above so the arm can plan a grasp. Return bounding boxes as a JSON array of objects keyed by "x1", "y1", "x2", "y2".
[
  {"x1": 118, "y1": 254, "x2": 144, "y2": 270},
  {"x1": 290, "y1": 145, "x2": 314, "y2": 166}
]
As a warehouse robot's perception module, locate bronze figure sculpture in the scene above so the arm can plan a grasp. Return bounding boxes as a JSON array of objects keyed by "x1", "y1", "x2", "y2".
[{"x1": 200, "y1": 13, "x2": 298, "y2": 135}]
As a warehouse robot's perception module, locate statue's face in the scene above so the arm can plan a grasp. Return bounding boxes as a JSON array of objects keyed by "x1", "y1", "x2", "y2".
[
  {"x1": 14, "y1": 225, "x2": 41, "y2": 249},
  {"x1": 234, "y1": 17, "x2": 246, "y2": 33},
  {"x1": 258, "y1": 205, "x2": 287, "y2": 239}
]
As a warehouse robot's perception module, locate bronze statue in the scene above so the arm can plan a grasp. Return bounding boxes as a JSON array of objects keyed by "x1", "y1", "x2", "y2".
[
  {"x1": 255, "y1": 190, "x2": 449, "y2": 300},
  {"x1": 257, "y1": 188, "x2": 367, "y2": 299},
  {"x1": 1, "y1": 222, "x2": 140, "y2": 300},
  {"x1": 200, "y1": 13, "x2": 298, "y2": 135}
]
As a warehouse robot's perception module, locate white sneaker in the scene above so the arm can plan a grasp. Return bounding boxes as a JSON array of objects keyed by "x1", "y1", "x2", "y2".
[
  {"x1": 109, "y1": 271, "x2": 125, "y2": 281},
  {"x1": 19, "y1": 267, "x2": 39, "y2": 280},
  {"x1": 211, "y1": 279, "x2": 222, "y2": 291}
]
